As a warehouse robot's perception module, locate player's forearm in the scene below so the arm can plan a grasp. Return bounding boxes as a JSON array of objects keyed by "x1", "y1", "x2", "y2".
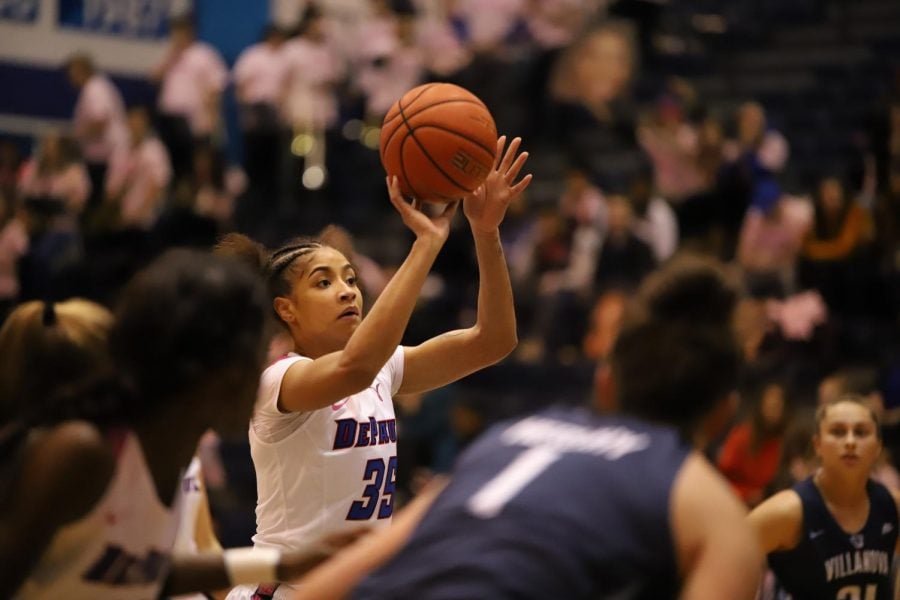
[
  {"x1": 339, "y1": 238, "x2": 441, "y2": 375},
  {"x1": 470, "y1": 229, "x2": 517, "y2": 358}
]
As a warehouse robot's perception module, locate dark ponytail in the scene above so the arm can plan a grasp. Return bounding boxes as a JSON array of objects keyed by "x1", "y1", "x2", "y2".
[{"x1": 214, "y1": 233, "x2": 323, "y2": 322}]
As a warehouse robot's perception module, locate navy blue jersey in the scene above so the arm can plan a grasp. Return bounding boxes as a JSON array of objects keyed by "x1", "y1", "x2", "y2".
[
  {"x1": 768, "y1": 477, "x2": 899, "y2": 600},
  {"x1": 354, "y1": 405, "x2": 691, "y2": 599}
]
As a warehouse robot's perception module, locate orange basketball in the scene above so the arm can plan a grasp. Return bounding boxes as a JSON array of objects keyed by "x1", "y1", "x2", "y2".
[{"x1": 380, "y1": 83, "x2": 497, "y2": 202}]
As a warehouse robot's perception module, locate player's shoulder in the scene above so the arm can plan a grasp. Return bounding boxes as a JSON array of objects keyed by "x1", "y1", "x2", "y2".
[
  {"x1": 753, "y1": 488, "x2": 803, "y2": 521},
  {"x1": 20, "y1": 421, "x2": 115, "y2": 524}
]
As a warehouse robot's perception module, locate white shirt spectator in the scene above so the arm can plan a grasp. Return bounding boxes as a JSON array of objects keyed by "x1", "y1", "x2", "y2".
[
  {"x1": 73, "y1": 74, "x2": 128, "y2": 164},
  {"x1": 106, "y1": 137, "x2": 172, "y2": 229},
  {"x1": 157, "y1": 42, "x2": 228, "y2": 136},
  {"x1": 632, "y1": 197, "x2": 679, "y2": 262},
  {"x1": 233, "y1": 42, "x2": 290, "y2": 107}
]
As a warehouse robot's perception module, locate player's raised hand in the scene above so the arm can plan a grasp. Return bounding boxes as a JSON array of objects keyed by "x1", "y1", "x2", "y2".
[
  {"x1": 386, "y1": 176, "x2": 459, "y2": 247},
  {"x1": 463, "y1": 135, "x2": 532, "y2": 234}
]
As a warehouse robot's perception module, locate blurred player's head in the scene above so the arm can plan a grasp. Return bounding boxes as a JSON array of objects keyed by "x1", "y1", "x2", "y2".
[
  {"x1": 65, "y1": 52, "x2": 94, "y2": 88},
  {"x1": 0, "y1": 299, "x2": 112, "y2": 425},
  {"x1": 169, "y1": 14, "x2": 196, "y2": 49},
  {"x1": 814, "y1": 396, "x2": 882, "y2": 477},
  {"x1": 216, "y1": 233, "x2": 361, "y2": 358},
  {"x1": 610, "y1": 254, "x2": 742, "y2": 442},
  {"x1": 110, "y1": 249, "x2": 268, "y2": 435}
]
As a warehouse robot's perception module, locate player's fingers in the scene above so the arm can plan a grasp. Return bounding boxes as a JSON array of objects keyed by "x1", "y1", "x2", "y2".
[
  {"x1": 505, "y1": 151, "x2": 530, "y2": 183},
  {"x1": 509, "y1": 173, "x2": 533, "y2": 197},
  {"x1": 498, "y1": 137, "x2": 522, "y2": 173},
  {"x1": 492, "y1": 136, "x2": 507, "y2": 170},
  {"x1": 386, "y1": 176, "x2": 405, "y2": 210},
  {"x1": 412, "y1": 197, "x2": 422, "y2": 212}
]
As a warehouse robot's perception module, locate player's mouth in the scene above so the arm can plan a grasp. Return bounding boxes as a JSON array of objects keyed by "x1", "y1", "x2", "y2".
[
  {"x1": 338, "y1": 307, "x2": 360, "y2": 320},
  {"x1": 841, "y1": 454, "x2": 859, "y2": 464}
]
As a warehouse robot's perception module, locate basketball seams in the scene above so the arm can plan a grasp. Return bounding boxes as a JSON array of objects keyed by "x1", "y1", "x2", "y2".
[
  {"x1": 398, "y1": 134, "x2": 422, "y2": 200},
  {"x1": 380, "y1": 99, "x2": 490, "y2": 160},
  {"x1": 407, "y1": 124, "x2": 496, "y2": 158},
  {"x1": 382, "y1": 97, "x2": 488, "y2": 128},
  {"x1": 397, "y1": 95, "x2": 473, "y2": 195}
]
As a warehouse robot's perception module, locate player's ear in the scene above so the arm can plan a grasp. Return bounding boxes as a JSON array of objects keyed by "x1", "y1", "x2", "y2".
[{"x1": 273, "y1": 297, "x2": 295, "y2": 324}]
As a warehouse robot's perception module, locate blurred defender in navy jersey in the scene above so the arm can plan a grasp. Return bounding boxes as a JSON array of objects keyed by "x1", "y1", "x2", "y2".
[{"x1": 289, "y1": 254, "x2": 763, "y2": 600}]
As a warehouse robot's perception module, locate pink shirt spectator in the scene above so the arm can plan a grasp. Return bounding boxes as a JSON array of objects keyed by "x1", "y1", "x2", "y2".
[
  {"x1": 18, "y1": 160, "x2": 91, "y2": 229},
  {"x1": 415, "y1": 16, "x2": 471, "y2": 76},
  {"x1": 73, "y1": 74, "x2": 128, "y2": 164},
  {"x1": 106, "y1": 137, "x2": 172, "y2": 229},
  {"x1": 527, "y1": 0, "x2": 602, "y2": 49},
  {"x1": 737, "y1": 205, "x2": 804, "y2": 275},
  {"x1": 638, "y1": 123, "x2": 706, "y2": 202},
  {"x1": 357, "y1": 47, "x2": 424, "y2": 117},
  {"x1": 454, "y1": 0, "x2": 525, "y2": 49},
  {"x1": 233, "y1": 42, "x2": 290, "y2": 106},
  {"x1": 282, "y1": 38, "x2": 345, "y2": 130},
  {"x1": 0, "y1": 217, "x2": 28, "y2": 300},
  {"x1": 157, "y1": 42, "x2": 228, "y2": 135}
]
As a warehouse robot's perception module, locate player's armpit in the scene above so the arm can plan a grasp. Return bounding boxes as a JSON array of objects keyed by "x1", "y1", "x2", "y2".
[
  {"x1": 747, "y1": 489, "x2": 804, "y2": 554},
  {"x1": 671, "y1": 453, "x2": 763, "y2": 600}
]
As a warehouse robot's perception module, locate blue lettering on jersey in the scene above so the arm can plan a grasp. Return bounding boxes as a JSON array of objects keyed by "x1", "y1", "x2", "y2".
[
  {"x1": 83, "y1": 544, "x2": 167, "y2": 585},
  {"x1": 333, "y1": 418, "x2": 398, "y2": 450}
]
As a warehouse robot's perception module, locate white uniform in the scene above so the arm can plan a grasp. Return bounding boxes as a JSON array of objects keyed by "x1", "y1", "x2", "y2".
[
  {"x1": 252, "y1": 347, "x2": 402, "y2": 551},
  {"x1": 225, "y1": 348, "x2": 403, "y2": 600},
  {"x1": 14, "y1": 430, "x2": 183, "y2": 599}
]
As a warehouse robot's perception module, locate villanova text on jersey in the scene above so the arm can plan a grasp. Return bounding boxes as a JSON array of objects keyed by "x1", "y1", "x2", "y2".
[
  {"x1": 768, "y1": 478, "x2": 899, "y2": 600},
  {"x1": 332, "y1": 417, "x2": 397, "y2": 450},
  {"x1": 824, "y1": 548, "x2": 890, "y2": 582}
]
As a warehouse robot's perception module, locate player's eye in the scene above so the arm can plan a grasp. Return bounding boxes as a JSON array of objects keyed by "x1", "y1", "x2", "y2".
[
  {"x1": 347, "y1": 276, "x2": 358, "y2": 286},
  {"x1": 316, "y1": 279, "x2": 331, "y2": 288}
]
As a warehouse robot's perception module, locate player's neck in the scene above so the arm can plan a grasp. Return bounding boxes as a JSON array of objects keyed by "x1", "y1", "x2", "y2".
[
  {"x1": 814, "y1": 468, "x2": 868, "y2": 509},
  {"x1": 134, "y1": 408, "x2": 207, "y2": 507}
]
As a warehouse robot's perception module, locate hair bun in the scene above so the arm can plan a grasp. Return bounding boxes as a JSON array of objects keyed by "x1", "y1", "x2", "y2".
[{"x1": 639, "y1": 254, "x2": 738, "y2": 326}]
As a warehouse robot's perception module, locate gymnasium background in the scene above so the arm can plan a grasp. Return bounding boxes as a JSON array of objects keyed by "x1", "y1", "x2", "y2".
[{"x1": 1, "y1": 0, "x2": 900, "y2": 552}]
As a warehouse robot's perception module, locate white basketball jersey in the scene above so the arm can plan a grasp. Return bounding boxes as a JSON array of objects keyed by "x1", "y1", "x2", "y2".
[
  {"x1": 250, "y1": 347, "x2": 403, "y2": 553},
  {"x1": 14, "y1": 430, "x2": 183, "y2": 600}
]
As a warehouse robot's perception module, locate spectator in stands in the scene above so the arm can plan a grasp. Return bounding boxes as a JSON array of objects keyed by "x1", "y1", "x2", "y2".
[
  {"x1": 736, "y1": 190, "x2": 805, "y2": 298},
  {"x1": 0, "y1": 189, "x2": 27, "y2": 324},
  {"x1": 17, "y1": 133, "x2": 89, "y2": 299},
  {"x1": 233, "y1": 24, "x2": 289, "y2": 204},
  {"x1": 593, "y1": 194, "x2": 656, "y2": 293},
  {"x1": 719, "y1": 102, "x2": 790, "y2": 257},
  {"x1": 637, "y1": 94, "x2": 705, "y2": 204},
  {"x1": 66, "y1": 53, "x2": 128, "y2": 216},
  {"x1": 799, "y1": 176, "x2": 873, "y2": 313},
  {"x1": 718, "y1": 377, "x2": 789, "y2": 506},
  {"x1": 281, "y1": 5, "x2": 345, "y2": 134},
  {"x1": 152, "y1": 15, "x2": 228, "y2": 182},
  {"x1": 175, "y1": 142, "x2": 238, "y2": 231},
  {"x1": 355, "y1": 3, "x2": 425, "y2": 122},
  {"x1": 0, "y1": 140, "x2": 22, "y2": 201},
  {"x1": 549, "y1": 22, "x2": 645, "y2": 191},
  {"x1": 105, "y1": 107, "x2": 172, "y2": 230},
  {"x1": 629, "y1": 172, "x2": 678, "y2": 263}
]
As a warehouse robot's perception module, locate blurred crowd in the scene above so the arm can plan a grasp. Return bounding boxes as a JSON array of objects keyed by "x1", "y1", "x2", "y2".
[{"x1": 1, "y1": 0, "x2": 900, "y2": 546}]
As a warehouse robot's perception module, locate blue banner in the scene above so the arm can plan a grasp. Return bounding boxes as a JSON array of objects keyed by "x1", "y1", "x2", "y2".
[
  {"x1": 0, "y1": 0, "x2": 39, "y2": 22},
  {"x1": 58, "y1": 0, "x2": 171, "y2": 39}
]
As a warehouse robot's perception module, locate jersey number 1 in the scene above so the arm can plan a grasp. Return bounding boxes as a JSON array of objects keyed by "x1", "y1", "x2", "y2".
[
  {"x1": 838, "y1": 585, "x2": 877, "y2": 600},
  {"x1": 347, "y1": 456, "x2": 397, "y2": 520}
]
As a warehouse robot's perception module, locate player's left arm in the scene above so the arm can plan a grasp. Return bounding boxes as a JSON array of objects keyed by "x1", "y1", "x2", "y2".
[
  {"x1": 399, "y1": 136, "x2": 531, "y2": 395},
  {"x1": 672, "y1": 453, "x2": 763, "y2": 600}
]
